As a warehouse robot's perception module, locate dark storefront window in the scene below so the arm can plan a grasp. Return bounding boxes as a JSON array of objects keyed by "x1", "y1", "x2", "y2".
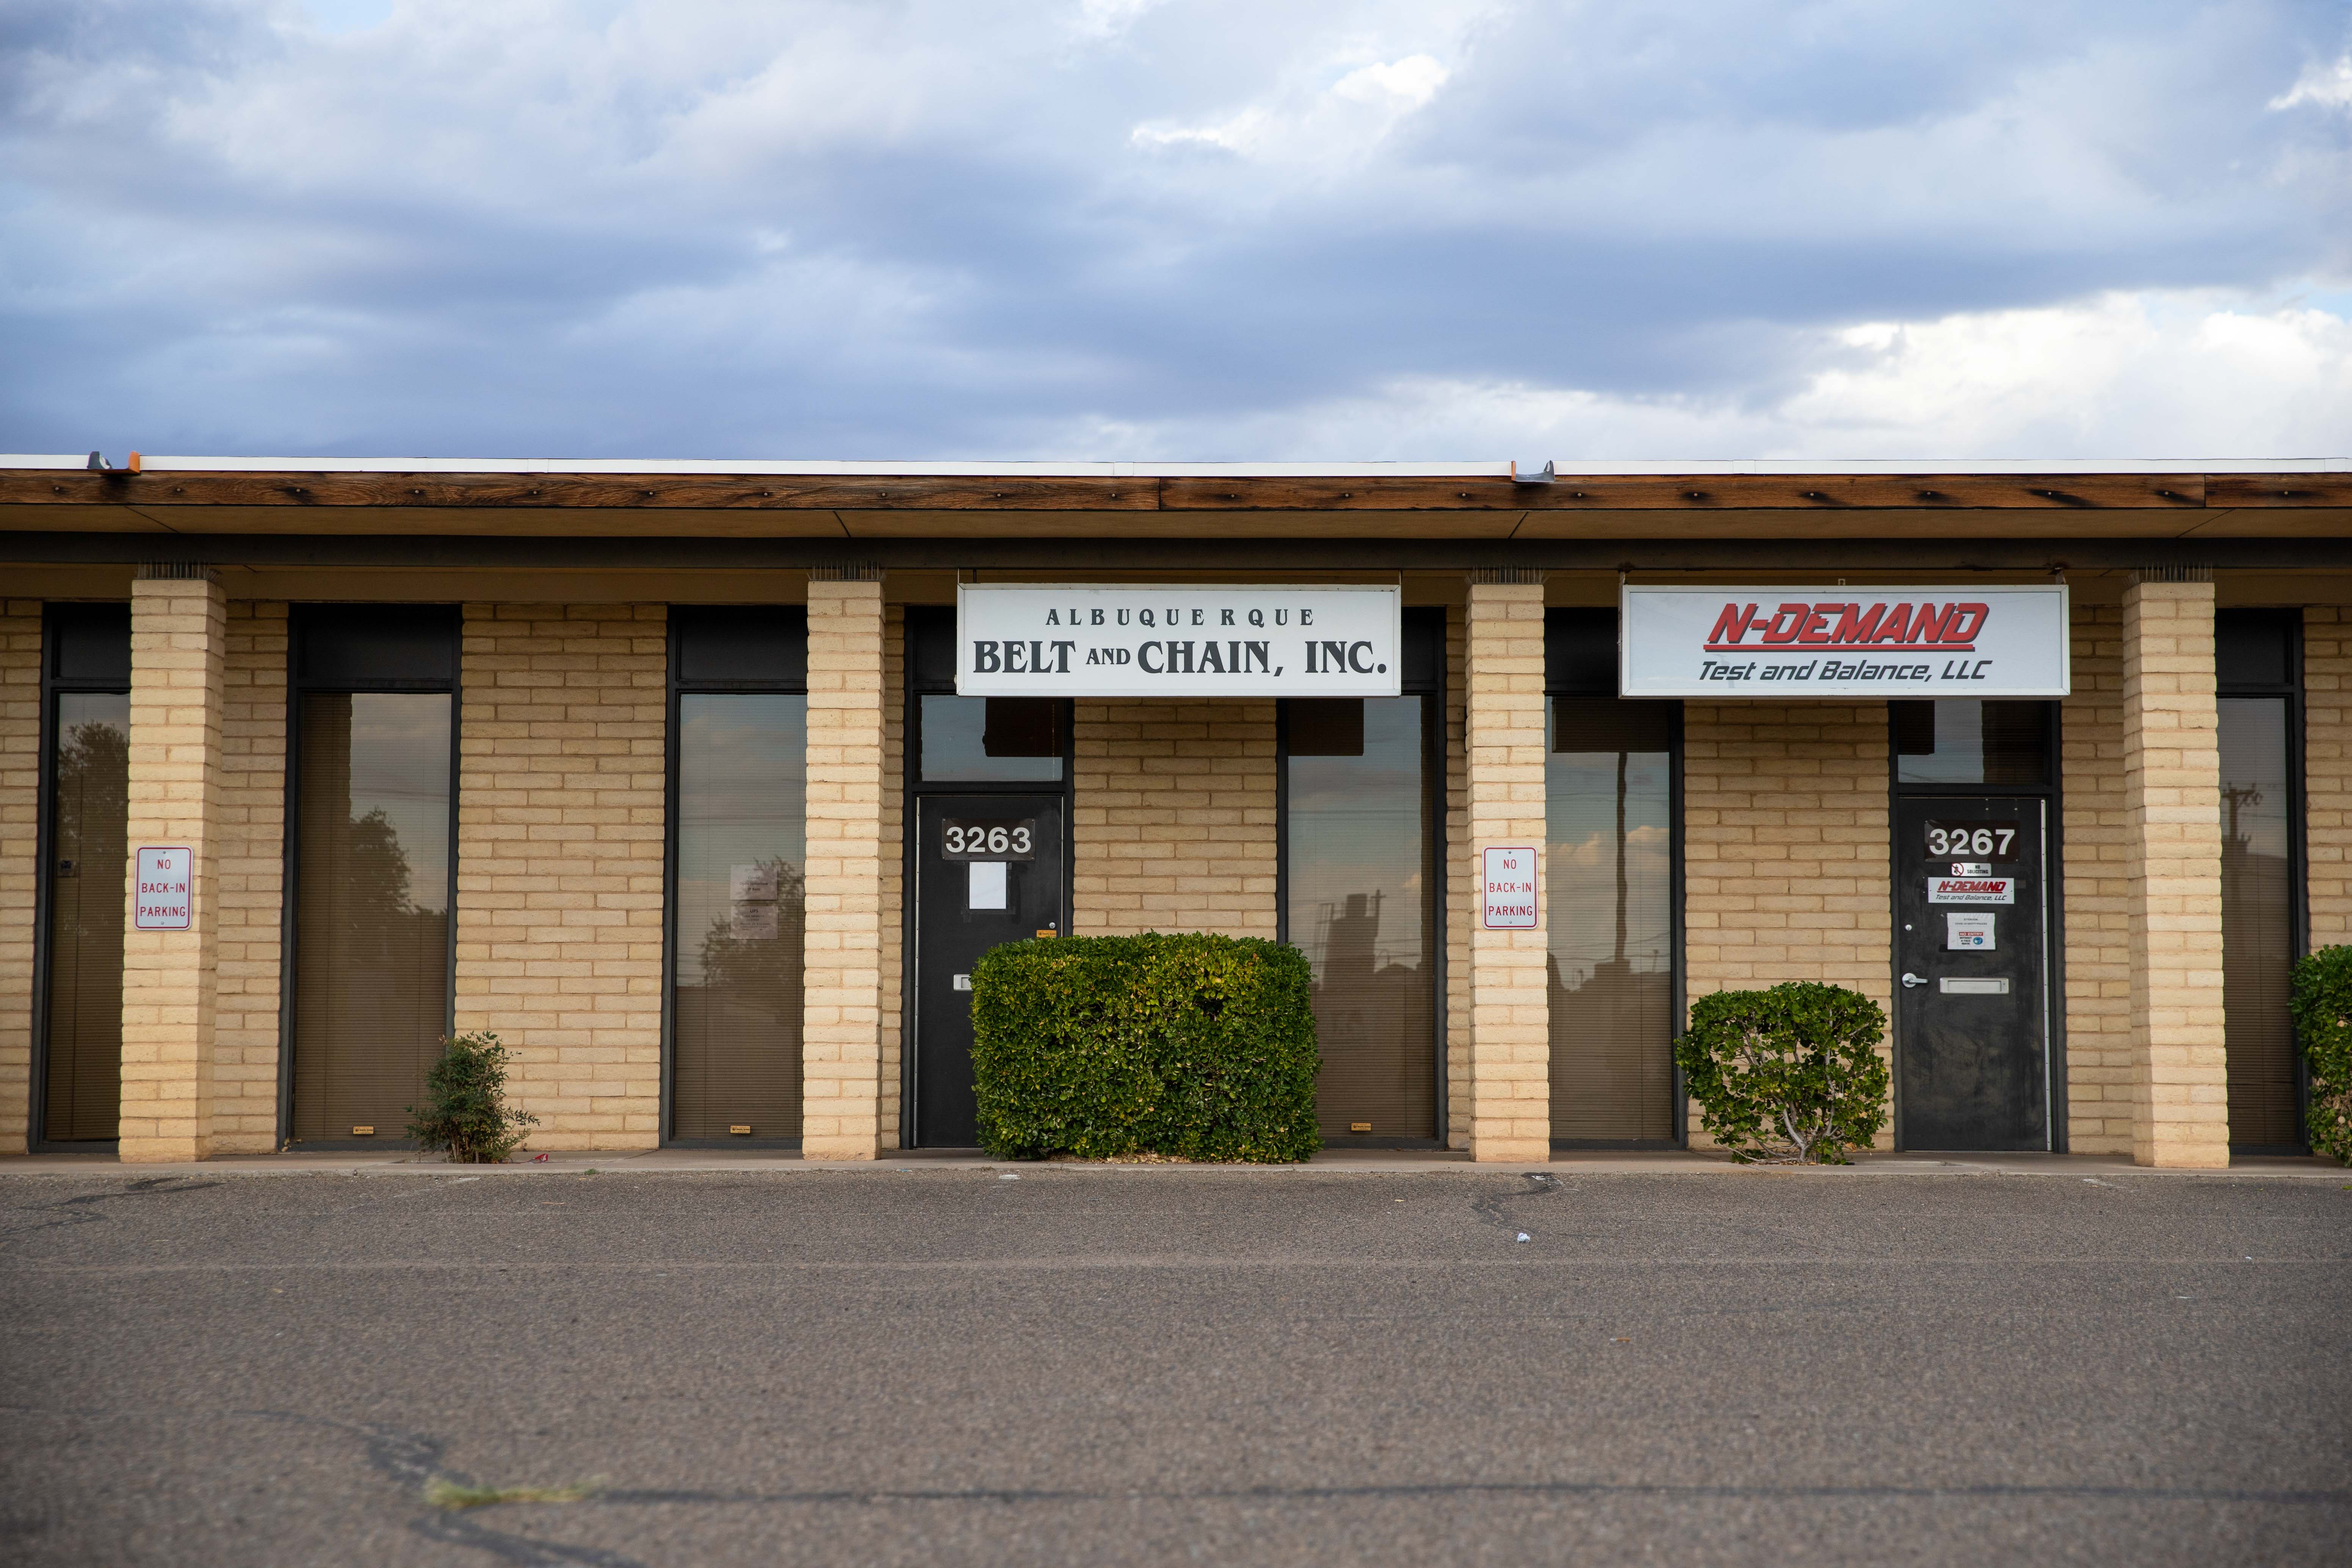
[
  {"x1": 1281, "y1": 609, "x2": 1443, "y2": 1143},
  {"x1": 669, "y1": 606, "x2": 810, "y2": 1142},
  {"x1": 287, "y1": 609, "x2": 458, "y2": 1144},
  {"x1": 37, "y1": 606, "x2": 132, "y2": 1145},
  {"x1": 920, "y1": 695, "x2": 1062, "y2": 783},
  {"x1": 1892, "y1": 700, "x2": 2053, "y2": 786},
  {"x1": 2217, "y1": 611, "x2": 2303, "y2": 1151},
  {"x1": 1545, "y1": 609, "x2": 1680, "y2": 1143}
]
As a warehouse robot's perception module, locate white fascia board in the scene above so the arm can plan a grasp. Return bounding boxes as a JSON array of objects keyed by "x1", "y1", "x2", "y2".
[
  {"x1": 1539, "y1": 457, "x2": 2351, "y2": 475},
  {"x1": 130, "y1": 457, "x2": 1517, "y2": 478}
]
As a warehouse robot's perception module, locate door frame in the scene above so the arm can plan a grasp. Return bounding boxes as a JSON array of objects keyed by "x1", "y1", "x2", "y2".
[
  {"x1": 29, "y1": 603, "x2": 132, "y2": 1153},
  {"x1": 1886, "y1": 700, "x2": 2067, "y2": 1152},
  {"x1": 900, "y1": 606, "x2": 1075, "y2": 1148}
]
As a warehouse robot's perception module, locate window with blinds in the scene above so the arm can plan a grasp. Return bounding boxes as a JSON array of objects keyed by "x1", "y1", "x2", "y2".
[
  {"x1": 2217, "y1": 610, "x2": 2303, "y2": 1151},
  {"x1": 1280, "y1": 609, "x2": 1443, "y2": 1143},
  {"x1": 1547, "y1": 697, "x2": 1676, "y2": 1142},
  {"x1": 669, "y1": 608, "x2": 809, "y2": 1143},
  {"x1": 39, "y1": 602, "x2": 134, "y2": 1146},
  {"x1": 44, "y1": 691, "x2": 130, "y2": 1142},
  {"x1": 287, "y1": 609, "x2": 458, "y2": 1144},
  {"x1": 1544, "y1": 609, "x2": 1680, "y2": 1145}
]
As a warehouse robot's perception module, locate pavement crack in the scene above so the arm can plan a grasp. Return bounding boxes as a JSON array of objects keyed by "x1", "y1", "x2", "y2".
[
  {"x1": 0, "y1": 1178, "x2": 222, "y2": 1238},
  {"x1": 1469, "y1": 1172, "x2": 1562, "y2": 1237}
]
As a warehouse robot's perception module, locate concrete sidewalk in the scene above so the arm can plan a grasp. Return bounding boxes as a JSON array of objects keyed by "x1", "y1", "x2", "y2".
[{"x1": 0, "y1": 1146, "x2": 2338, "y2": 1178}]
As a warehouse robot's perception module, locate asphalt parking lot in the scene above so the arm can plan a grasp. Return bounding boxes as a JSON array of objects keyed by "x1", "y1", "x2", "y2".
[{"x1": 2, "y1": 1165, "x2": 2347, "y2": 1566}]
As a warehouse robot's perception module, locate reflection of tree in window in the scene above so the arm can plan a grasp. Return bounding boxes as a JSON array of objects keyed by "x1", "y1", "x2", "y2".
[
  {"x1": 291, "y1": 692, "x2": 452, "y2": 1141},
  {"x1": 692, "y1": 855, "x2": 808, "y2": 1025},
  {"x1": 45, "y1": 703, "x2": 130, "y2": 1142},
  {"x1": 1285, "y1": 697, "x2": 1434, "y2": 1139}
]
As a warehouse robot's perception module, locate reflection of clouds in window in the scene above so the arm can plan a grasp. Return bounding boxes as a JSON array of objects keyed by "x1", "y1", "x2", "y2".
[{"x1": 678, "y1": 695, "x2": 807, "y2": 988}]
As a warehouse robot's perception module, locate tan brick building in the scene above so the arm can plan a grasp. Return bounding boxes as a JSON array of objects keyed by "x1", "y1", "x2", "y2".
[{"x1": 1, "y1": 456, "x2": 2344, "y2": 1168}]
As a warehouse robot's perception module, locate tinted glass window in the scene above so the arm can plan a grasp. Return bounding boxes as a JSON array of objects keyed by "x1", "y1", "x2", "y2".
[
  {"x1": 921, "y1": 695, "x2": 1063, "y2": 782},
  {"x1": 1285, "y1": 696, "x2": 1435, "y2": 1140},
  {"x1": 1893, "y1": 700, "x2": 2051, "y2": 786},
  {"x1": 2219, "y1": 696, "x2": 2298, "y2": 1147},
  {"x1": 673, "y1": 694, "x2": 808, "y2": 1139},
  {"x1": 290, "y1": 692, "x2": 452, "y2": 1140},
  {"x1": 1547, "y1": 696, "x2": 1674, "y2": 1142},
  {"x1": 43, "y1": 691, "x2": 128, "y2": 1141}
]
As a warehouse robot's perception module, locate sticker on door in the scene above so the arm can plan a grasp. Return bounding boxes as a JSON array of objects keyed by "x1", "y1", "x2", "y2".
[{"x1": 1946, "y1": 912, "x2": 1995, "y2": 951}]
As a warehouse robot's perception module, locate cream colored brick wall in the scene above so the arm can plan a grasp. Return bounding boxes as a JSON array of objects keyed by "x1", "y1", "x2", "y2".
[
  {"x1": 1464, "y1": 578, "x2": 1550, "y2": 1162},
  {"x1": 211, "y1": 602, "x2": 288, "y2": 1153},
  {"x1": 454, "y1": 604, "x2": 667, "y2": 1150},
  {"x1": 2062, "y1": 602, "x2": 2132, "y2": 1153},
  {"x1": 0, "y1": 602, "x2": 40, "y2": 1152},
  {"x1": 120, "y1": 576, "x2": 227, "y2": 1162},
  {"x1": 802, "y1": 579, "x2": 887, "y2": 1159},
  {"x1": 2309, "y1": 607, "x2": 2350, "y2": 947},
  {"x1": 2121, "y1": 579, "x2": 2228, "y2": 1168},
  {"x1": 1683, "y1": 700, "x2": 1894, "y2": 1147},
  {"x1": 1443, "y1": 605, "x2": 1470, "y2": 1149},
  {"x1": 1071, "y1": 699, "x2": 1277, "y2": 937},
  {"x1": 879, "y1": 605, "x2": 905, "y2": 1149}
]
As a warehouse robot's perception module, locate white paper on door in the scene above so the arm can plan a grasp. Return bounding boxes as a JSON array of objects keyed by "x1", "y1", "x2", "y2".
[
  {"x1": 1945, "y1": 912, "x2": 1995, "y2": 951},
  {"x1": 967, "y1": 860, "x2": 1008, "y2": 909}
]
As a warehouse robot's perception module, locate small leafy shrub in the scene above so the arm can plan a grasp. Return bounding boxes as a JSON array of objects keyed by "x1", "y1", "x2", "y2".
[
  {"x1": 406, "y1": 1033, "x2": 539, "y2": 1163},
  {"x1": 1674, "y1": 982, "x2": 1890, "y2": 1164},
  {"x1": 970, "y1": 933, "x2": 1319, "y2": 1163},
  {"x1": 2290, "y1": 944, "x2": 2352, "y2": 1165}
]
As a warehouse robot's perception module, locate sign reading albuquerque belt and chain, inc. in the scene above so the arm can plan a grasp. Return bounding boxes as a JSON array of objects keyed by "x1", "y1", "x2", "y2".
[
  {"x1": 957, "y1": 584, "x2": 1401, "y2": 697},
  {"x1": 1619, "y1": 584, "x2": 2071, "y2": 699}
]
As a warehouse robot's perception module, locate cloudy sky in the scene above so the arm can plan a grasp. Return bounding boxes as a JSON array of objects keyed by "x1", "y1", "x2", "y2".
[{"x1": 5, "y1": 1, "x2": 2349, "y2": 462}]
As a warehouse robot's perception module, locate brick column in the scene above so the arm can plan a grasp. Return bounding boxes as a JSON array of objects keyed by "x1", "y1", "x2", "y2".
[
  {"x1": 119, "y1": 570, "x2": 227, "y2": 1162},
  {"x1": 802, "y1": 571, "x2": 887, "y2": 1159},
  {"x1": 1464, "y1": 572, "x2": 1550, "y2": 1163},
  {"x1": 2122, "y1": 573, "x2": 2228, "y2": 1168}
]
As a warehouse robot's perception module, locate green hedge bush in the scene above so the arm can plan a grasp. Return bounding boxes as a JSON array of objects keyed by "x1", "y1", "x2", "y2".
[
  {"x1": 970, "y1": 933, "x2": 1320, "y2": 1163},
  {"x1": 2290, "y1": 943, "x2": 2352, "y2": 1165},
  {"x1": 1674, "y1": 982, "x2": 1890, "y2": 1164}
]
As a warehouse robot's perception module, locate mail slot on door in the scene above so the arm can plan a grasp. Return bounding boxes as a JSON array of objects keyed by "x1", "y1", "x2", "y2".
[{"x1": 1939, "y1": 977, "x2": 2010, "y2": 995}]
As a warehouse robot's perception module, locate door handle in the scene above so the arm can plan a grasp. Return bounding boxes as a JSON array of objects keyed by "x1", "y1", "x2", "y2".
[{"x1": 1901, "y1": 971, "x2": 1926, "y2": 989}]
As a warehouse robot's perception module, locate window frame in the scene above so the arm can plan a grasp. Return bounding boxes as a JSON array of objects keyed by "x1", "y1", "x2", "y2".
[
  {"x1": 1882, "y1": 693, "x2": 2068, "y2": 1149},
  {"x1": 664, "y1": 605, "x2": 812, "y2": 1149},
  {"x1": 278, "y1": 605, "x2": 463, "y2": 1149},
  {"x1": 1543, "y1": 606, "x2": 1685, "y2": 1149},
  {"x1": 2216, "y1": 607, "x2": 2308, "y2": 1154},
  {"x1": 1274, "y1": 605, "x2": 1448, "y2": 1146},
  {"x1": 30, "y1": 603, "x2": 132, "y2": 1153}
]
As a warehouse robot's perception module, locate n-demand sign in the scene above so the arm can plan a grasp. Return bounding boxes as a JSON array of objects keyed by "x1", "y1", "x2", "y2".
[
  {"x1": 1620, "y1": 584, "x2": 2071, "y2": 699},
  {"x1": 957, "y1": 584, "x2": 1401, "y2": 697}
]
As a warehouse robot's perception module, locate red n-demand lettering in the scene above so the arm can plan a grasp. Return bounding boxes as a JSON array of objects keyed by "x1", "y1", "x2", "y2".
[{"x1": 1707, "y1": 602, "x2": 1758, "y2": 646}]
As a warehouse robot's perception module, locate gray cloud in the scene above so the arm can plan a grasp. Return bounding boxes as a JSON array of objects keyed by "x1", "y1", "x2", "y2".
[{"x1": 3, "y1": 0, "x2": 2347, "y2": 459}]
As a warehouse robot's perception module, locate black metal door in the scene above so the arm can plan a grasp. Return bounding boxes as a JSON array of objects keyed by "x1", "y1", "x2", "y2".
[
  {"x1": 912, "y1": 794, "x2": 1066, "y2": 1147},
  {"x1": 1893, "y1": 796, "x2": 2051, "y2": 1150}
]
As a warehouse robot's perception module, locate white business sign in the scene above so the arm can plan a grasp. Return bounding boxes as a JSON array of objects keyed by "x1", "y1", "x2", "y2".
[
  {"x1": 1620, "y1": 584, "x2": 2071, "y2": 699},
  {"x1": 1481, "y1": 846, "x2": 1538, "y2": 929},
  {"x1": 956, "y1": 584, "x2": 1401, "y2": 697},
  {"x1": 133, "y1": 846, "x2": 192, "y2": 930}
]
